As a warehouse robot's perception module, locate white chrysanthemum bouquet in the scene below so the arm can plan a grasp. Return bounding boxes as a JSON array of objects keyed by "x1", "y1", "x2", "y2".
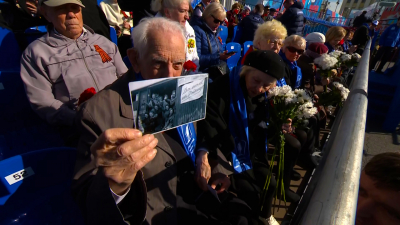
[
  {"x1": 314, "y1": 54, "x2": 339, "y2": 78},
  {"x1": 261, "y1": 85, "x2": 317, "y2": 208},
  {"x1": 318, "y1": 82, "x2": 350, "y2": 107},
  {"x1": 340, "y1": 53, "x2": 361, "y2": 67}
]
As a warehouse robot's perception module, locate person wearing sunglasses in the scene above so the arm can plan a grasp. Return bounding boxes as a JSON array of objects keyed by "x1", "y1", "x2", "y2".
[
  {"x1": 192, "y1": 2, "x2": 233, "y2": 77},
  {"x1": 279, "y1": 35, "x2": 306, "y2": 90}
]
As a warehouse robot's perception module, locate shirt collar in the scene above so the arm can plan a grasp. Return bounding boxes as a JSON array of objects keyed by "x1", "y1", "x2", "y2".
[{"x1": 53, "y1": 26, "x2": 87, "y2": 39}]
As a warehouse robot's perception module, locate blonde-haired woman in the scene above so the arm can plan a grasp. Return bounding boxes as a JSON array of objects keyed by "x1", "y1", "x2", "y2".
[
  {"x1": 192, "y1": 2, "x2": 234, "y2": 76},
  {"x1": 241, "y1": 20, "x2": 287, "y2": 64},
  {"x1": 279, "y1": 34, "x2": 306, "y2": 89},
  {"x1": 151, "y1": 0, "x2": 200, "y2": 72},
  {"x1": 324, "y1": 26, "x2": 346, "y2": 53}
]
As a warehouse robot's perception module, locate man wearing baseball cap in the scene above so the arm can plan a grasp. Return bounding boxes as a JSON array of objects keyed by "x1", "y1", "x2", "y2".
[
  {"x1": 20, "y1": 0, "x2": 127, "y2": 142},
  {"x1": 197, "y1": 50, "x2": 299, "y2": 225}
]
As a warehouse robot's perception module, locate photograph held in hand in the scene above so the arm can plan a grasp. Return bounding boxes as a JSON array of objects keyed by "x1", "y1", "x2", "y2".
[{"x1": 129, "y1": 74, "x2": 208, "y2": 134}]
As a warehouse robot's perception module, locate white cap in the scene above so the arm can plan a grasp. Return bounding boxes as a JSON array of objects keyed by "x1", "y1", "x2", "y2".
[
  {"x1": 372, "y1": 20, "x2": 379, "y2": 26},
  {"x1": 244, "y1": 5, "x2": 251, "y2": 11},
  {"x1": 305, "y1": 32, "x2": 326, "y2": 44}
]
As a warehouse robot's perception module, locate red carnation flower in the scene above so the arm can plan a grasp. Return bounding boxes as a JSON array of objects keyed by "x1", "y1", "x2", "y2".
[
  {"x1": 183, "y1": 60, "x2": 197, "y2": 72},
  {"x1": 78, "y1": 87, "x2": 97, "y2": 106}
]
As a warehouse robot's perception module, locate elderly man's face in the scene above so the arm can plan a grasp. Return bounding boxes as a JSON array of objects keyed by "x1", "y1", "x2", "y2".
[
  {"x1": 356, "y1": 171, "x2": 400, "y2": 225},
  {"x1": 165, "y1": 1, "x2": 189, "y2": 27},
  {"x1": 42, "y1": 4, "x2": 83, "y2": 40},
  {"x1": 130, "y1": 30, "x2": 185, "y2": 79}
]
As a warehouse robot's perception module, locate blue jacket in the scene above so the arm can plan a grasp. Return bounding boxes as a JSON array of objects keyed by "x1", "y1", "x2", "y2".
[
  {"x1": 278, "y1": 1, "x2": 304, "y2": 36},
  {"x1": 192, "y1": 19, "x2": 223, "y2": 72},
  {"x1": 325, "y1": 42, "x2": 335, "y2": 53},
  {"x1": 237, "y1": 12, "x2": 264, "y2": 44},
  {"x1": 379, "y1": 24, "x2": 400, "y2": 48}
]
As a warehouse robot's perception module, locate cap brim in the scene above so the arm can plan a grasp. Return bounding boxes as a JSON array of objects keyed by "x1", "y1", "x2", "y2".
[{"x1": 43, "y1": 0, "x2": 85, "y2": 8}]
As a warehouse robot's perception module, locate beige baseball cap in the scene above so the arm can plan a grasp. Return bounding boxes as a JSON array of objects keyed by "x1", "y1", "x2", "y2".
[{"x1": 40, "y1": 0, "x2": 85, "y2": 8}]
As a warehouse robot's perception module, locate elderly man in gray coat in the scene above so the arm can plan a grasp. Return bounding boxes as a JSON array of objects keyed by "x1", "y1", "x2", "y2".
[
  {"x1": 73, "y1": 17, "x2": 252, "y2": 225},
  {"x1": 20, "y1": 0, "x2": 127, "y2": 129}
]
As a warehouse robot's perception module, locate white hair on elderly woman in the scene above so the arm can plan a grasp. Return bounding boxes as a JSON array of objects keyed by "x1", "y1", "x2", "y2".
[
  {"x1": 131, "y1": 17, "x2": 185, "y2": 59},
  {"x1": 202, "y1": 2, "x2": 226, "y2": 20},
  {"x1": 283, "y1": 35, "x2": 306, "y2": 49},
  {"x1": 151, "y1": 0, "x2": 192, "y2": 14}
]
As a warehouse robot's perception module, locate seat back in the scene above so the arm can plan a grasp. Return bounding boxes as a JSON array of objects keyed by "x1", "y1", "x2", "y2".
[
  {"x1": 123, "y1": 56, "x2": 131, "y2": 68},
  {"x1": 0, "y1": 27, "x2": 21, "y2": 72},
  {"x1": 0, "y1": 147, "x2": 84, "y2": 224},
  {"x1": 0, "y1": 71, "x2": 65, "y2": 160},
  {"x1": 243, "y1": 41, "x2": 253, "y2": 56},
  {"x1": 219, "y1": 26, "x2": 228, "y2": 47},
  {"x1": 24, "y1": 26, "x2": 47, "y2": 46},
  {"x1": 226, "y1": 42, "x2": 241, "y2": 71},
  {"x1": 109, "y1": 26, "x2": 118, "y2": 45}
]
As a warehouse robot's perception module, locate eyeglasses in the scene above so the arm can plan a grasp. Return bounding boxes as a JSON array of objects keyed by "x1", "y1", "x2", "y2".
[
  {"x1": 286, "y1": 46, "x2": 305, "y2": 54},
  {"x1": 267, "y1": 39, "x2": 283, "y2": 46},
  {"x1": 211, "y1": 15, "x2": 224, "y2": 24}
]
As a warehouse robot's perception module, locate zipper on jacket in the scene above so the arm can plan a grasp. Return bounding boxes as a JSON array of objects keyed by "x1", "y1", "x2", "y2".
[{"x1": 76, "y1": 40, "x2": 100, "y2": 91}]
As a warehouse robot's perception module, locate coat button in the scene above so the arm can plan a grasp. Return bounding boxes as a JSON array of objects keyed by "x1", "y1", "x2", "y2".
[
  {"x1": 165, "y1": 161, "x2": 172, "y2": 167},
  {"x1": 164, "y1": 206, "x2": 173, "y2": 212}
]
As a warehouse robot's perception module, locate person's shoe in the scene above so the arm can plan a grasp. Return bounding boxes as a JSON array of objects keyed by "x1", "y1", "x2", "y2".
[
  {"x1": 311, "y1": 148, "x2": 323, "y2": 166},
  {"x1": 265, "y1": 215, "x2": 279, "y2": 225},
  {"x1": 291, "y1": 169, "x2": 301, "y2": 181},
  {"x1": 277, "y1": 189, "x2": 300, "y2": 203}
]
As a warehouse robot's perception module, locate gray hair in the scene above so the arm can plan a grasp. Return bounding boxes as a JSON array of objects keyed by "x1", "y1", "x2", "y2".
[
  {"x1": 151, "y1": 0, "x2": 192, "y2": 14},
  {"x1": 131, "y1": 17, "x2": 185, "y2": 59},
  {"x1": 283, "y1": 34, "x2": 306, "y2": 49}
]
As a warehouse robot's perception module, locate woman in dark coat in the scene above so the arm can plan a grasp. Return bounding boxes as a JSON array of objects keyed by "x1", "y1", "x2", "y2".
[{"x1": 197, "y1": 50, "x2": 299, "y2": 225}]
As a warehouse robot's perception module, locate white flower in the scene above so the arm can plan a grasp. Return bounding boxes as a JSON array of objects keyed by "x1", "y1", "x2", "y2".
[
  {"x1": 340, "y1": 54, "x2": 352, "y2": 62},
  {"x1": 314, "y1": 54, "x2": 338, "y2": 70},
  {"x1": 352, "y1": 53, "x2": 361, "y2": 62},
  {"x1": 333, "y1": 82, "x2": 343, "y2": 88},
  {"x1": 296, "y1": 101, "x2": 318, "y2": 119},
  {"x1": 329, "y1": 51, "x2": 344, "y2": 59}
]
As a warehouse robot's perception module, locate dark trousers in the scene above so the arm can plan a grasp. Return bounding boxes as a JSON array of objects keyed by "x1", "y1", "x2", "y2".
[{"x1": 370, "y1": 46, "x2": 396, "y2": 72}]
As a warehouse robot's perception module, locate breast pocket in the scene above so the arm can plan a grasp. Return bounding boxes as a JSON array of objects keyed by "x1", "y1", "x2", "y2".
[
  {"x1": 61, "y1": 60, "x2": 96, "y2": 101},
  {"x1": 85, "y1": 52, "x2": 118, "y2": 91}
]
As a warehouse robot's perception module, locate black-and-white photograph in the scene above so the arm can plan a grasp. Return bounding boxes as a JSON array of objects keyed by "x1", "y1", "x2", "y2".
[{"x1": 129, "y1": 74, "x2": 208, "y2": 134}]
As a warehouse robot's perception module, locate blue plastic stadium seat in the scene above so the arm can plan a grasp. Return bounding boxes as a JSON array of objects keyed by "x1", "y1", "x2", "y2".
[
  {"x1": 123, "y1": 56, "x2": 131, "y2": 68},
  {"x1": 219, "y1": 26, "x2": 228, "y2": 46},
  {"x1": 110, "y1": 26, "x2": 118, "y2": 45},
  {"x1": 226, "y1": 42, "x2": 241, "y2": 71},
  {"x1": 0, "y1": 27, "x2": 21, "y2": 72},
  {"x1": 97, "y1": 0, "x2": 102, "y2": 5},
  {"x1": 0, "y1": 71, "x2": 65, "y2": 160},
  {"x1": 243, "y1": 41, "x2": 253, "y2": 56},
  {"x1": 0, "y1": 147, "x2": 85, "y2": 224}
]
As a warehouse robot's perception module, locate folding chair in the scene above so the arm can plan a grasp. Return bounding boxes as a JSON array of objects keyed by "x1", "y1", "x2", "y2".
[
  {"x1": 243, "y1": 41, "x2": 253, "y2": 56},
  {"x1": 226, "y1": 42, "x2": 241, "y2": 71},
  {"x1": 219, "y1": 25, "x2": 228, "y2": 49}
]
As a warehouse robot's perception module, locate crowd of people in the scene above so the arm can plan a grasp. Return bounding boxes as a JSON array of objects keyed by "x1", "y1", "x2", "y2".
[{"x1": 0, "y1": 0, "x2": 400, "y2": 224}]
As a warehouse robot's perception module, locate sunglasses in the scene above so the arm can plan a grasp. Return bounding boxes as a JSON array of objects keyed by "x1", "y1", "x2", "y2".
[
  {"x1": 267, "y1": 39, "x2": 283, "y2": 46},
  {"x1": 286, "y1": 46, "x2": 304, "y2": 54},
  {"x1": 211, "y1": 15, "x2": 224, "y2": 24}
]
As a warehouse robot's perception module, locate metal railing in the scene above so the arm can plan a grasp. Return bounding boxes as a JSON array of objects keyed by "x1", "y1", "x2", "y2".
[{"x1": 290, "y1": 40, "x2": 371, "y2": 225}]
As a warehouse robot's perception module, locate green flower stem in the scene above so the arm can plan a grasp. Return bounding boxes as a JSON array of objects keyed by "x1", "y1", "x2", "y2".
[{"x1": 261, "y1": 132, "x2": 286, "y2": 211}]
